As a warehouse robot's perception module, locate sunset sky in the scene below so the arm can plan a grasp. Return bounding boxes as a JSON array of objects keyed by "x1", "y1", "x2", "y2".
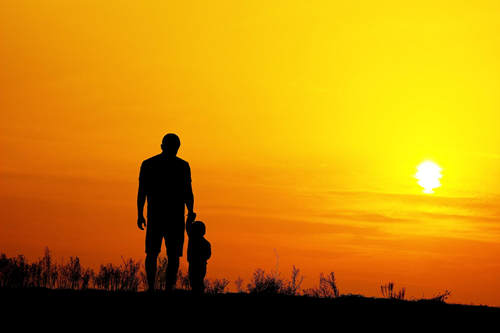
[{"x1": 2, "y1": 1, "x2": 500, "y2": 305}]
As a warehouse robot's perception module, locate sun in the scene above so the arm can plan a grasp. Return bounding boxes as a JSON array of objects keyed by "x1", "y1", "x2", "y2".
[{"x1": 415, "y1": 161, "x2": 442, "y2": 194}]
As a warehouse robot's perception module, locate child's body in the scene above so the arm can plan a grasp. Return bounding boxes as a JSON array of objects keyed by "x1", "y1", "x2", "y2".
[{"x1": 186, "y1": 212, "x2": 211, "y2": 294}]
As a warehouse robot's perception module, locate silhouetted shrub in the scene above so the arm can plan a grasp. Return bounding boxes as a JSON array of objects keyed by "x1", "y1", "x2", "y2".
[
  {"x1": 81, "y1": 268, "x2": 94, "y2": 290},
  {"x1": 40, "y1": 248, "x2": 58, "y2": 288},
  {"x1": 247, "y1": 268, "x2": 283, "y2": 295},
  {"x1": 94, "y1": 263, "x2": 120, "y2": 291},
  {"x1": 205, "y1": 278, "x2": 230, "y2": 294},
  {"x1": 234, "y1": 277, "x2": 244, "y2": 293},
  {"x1": 177, "y1": 268, "x2": 191, "y2": 290},
  {"x1": 0, "y1": 254, "x2": 29, "y2": 288},
  {"x1": 380, "y1": 282, "x2": 405, "y2": 300},
  {"x1": 58, "y1": 257, "x2": 84, "y2": 289},
  {"x1": 304, "y1": 272, "x2": 340, "y2": 298},
  {"x1": 154, "y1": 256, "x2": 168, "y2": 290},
  {"x1": 119, "y1": 258, "x2": 141, "y2": 291},
  {"x1": 93, "y1": 258, "x2": 141, "y2": 291},
  {"x1": 280, "y1": 266, "x2": 304, "y2": 296},
  {"x1": 0, "y1": 249, "x2": 454, "y2": 305},
  {"x1": 246, "y1": 266, "x2": 305, "y2": 296},
  {"x1": 427, "y1": 290, "x2": 451, "y2": 303},
  {"x1": 0, "y1": 248, "x2": 63, "y2": 288}
]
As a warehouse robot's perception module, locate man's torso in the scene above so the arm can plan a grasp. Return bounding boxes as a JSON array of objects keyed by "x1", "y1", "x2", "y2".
[{"x1": 140, "y1": 154, "x2": 191, "y2": 226}]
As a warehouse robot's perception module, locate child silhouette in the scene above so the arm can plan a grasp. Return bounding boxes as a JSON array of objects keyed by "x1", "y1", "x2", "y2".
[{"x1": 186, "y1": 212, "x2": 211, "y2": 294}]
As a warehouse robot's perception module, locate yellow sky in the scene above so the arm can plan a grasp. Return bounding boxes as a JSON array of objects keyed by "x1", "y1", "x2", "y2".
[{"x1": 1, "y1": 1, "x2": 500, "y2": 305}]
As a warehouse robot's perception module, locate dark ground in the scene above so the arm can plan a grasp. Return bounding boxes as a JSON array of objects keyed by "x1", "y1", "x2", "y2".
[{"x1": 1, "y1": 288, "x2": 498, "y2": 328}]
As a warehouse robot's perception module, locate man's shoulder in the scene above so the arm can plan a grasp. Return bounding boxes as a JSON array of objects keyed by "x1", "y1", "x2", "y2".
[
  {"x1": 141, "y1": 154, "x2": 190, "y2": 168},
  {"x1": 175, "y1": 156, "x2": 190, "y2": 168},
  {"x1": 141, "y1": 154, "x2": 163, "y2": 166}
]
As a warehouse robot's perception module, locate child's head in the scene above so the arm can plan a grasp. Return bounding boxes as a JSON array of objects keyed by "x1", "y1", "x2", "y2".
[{"x1": 191, "y1": 221, "x2": 206, "y2": 238}]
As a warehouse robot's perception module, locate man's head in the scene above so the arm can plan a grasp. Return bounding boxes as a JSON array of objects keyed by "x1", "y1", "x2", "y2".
[
  {"x1": 161, "y1": 133, "x2": 180, "y2": 157},
  {"x1": 191, "y1": 221, "x2": 206, "y2": 238}
]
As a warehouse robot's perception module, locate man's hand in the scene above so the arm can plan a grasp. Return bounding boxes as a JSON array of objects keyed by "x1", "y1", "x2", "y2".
[
  {"x1": 137, "y1": 215, "x2": 146, "y2": 230},
  {"x1": 186, "y1": 211, "x2": 196, "y2": 225}
]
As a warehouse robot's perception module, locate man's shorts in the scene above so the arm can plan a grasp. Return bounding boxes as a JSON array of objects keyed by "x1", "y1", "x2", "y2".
[{"x1": 145, "y1": 222, "x2": 185, "y2": 257}]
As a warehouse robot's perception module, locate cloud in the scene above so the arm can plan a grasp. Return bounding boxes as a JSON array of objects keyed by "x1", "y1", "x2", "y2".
[
  {"x1": 209, "y1": 212, "x2": 386, "y2": 237},
  {"x1": 326, "y1": 189, "x2": 500, "y2": 214},
  {"x1": 315, "y1": 210, "x2": 413, "y2": 223}
]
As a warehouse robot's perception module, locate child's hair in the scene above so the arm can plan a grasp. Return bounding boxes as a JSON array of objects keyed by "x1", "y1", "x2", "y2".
[{"x1": 191, "y1": 221, "x2": 206, "y2": 237}]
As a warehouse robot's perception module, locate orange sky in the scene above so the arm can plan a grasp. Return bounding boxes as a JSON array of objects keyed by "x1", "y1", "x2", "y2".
[{"x1": 1, "y1": 1, "x2": 500, "y2": 305}]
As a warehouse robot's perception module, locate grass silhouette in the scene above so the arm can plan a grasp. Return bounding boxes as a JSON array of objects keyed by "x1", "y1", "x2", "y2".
[
  {"x1": 380, "y1": 282, "x2": 406, "y2": 300},
  {"x1": 0, "y1": 248, "x2": 232, "y2": 293},
  {"x1": 1, "y1": 248, "x2": 498, "y2": 317}
]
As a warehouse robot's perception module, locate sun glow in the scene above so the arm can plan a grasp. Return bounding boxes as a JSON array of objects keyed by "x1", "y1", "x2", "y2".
[{"x1": 415, "y1": 161, "x2": 442, "y2": 194}]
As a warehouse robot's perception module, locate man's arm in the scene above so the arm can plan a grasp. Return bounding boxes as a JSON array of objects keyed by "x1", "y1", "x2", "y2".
[
  {"x1": 137, "y1": 162, "x2": 147, "y2": 230},
  {"x1": 185, "y1": 163, "x2": 195, "y2": 231},
  {"x1": 186, "y1": 212, "x2": 196, "y2": 236},
  {"x1": 185, "y1": 163, "x2": 194, "y2": 214}
]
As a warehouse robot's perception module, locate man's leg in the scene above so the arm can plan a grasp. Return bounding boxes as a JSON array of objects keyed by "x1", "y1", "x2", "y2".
[
  {"x1": 165, "y1": 255, "x2": 180, "y2": 290},
  {"x1": 165, "y1": 222, "x2": 184, "y2": 291},
  {"x1": 145, "y1": 253, "x2": 158, "y2": 292},
  {"x1": 145, "y1": 224, "x2": 162, "y2": 292}
]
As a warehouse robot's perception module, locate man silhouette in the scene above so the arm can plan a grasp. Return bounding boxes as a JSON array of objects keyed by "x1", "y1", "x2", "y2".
[{"x1": 137, "y1": 133, "x2": 195, "y2": 292}]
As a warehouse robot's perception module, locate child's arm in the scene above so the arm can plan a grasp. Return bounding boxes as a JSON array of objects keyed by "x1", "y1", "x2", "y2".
[{"x1": 205, "y1": 241, "x2": 211, "y2": 261}]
